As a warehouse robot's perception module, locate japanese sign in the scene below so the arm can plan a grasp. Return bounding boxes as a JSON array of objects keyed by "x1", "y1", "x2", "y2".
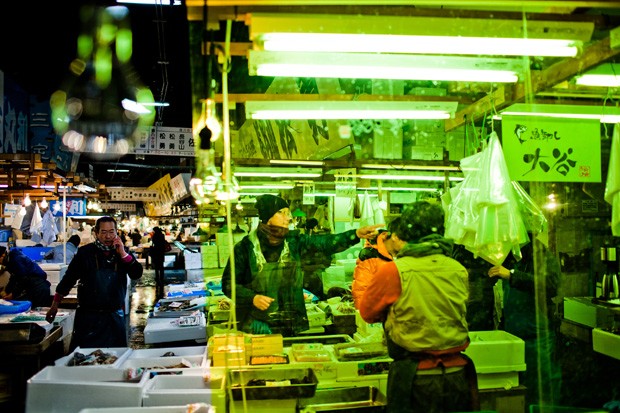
[
  {"x1": 134, "y1": 126, "x2": 195, "y2": 156},
  {"x1": 501, "y1": 116, "x2": 601, "y2": 182},
  {"x1": 50, "y1": 198, "x2": 86, "y2": 217}
]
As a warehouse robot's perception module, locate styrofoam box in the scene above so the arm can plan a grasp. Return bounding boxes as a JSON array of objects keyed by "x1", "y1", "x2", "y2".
[
  {"x1": 128, "y1": 345, "x2": 206, "y2": 359},
  {"x1": 464, "y1": 330, "x2": 526, "y2": 374},
  {"x1": 120, "y1": 355, "x2": 206, "y2": 375},
  {"x1": 141, "y1": 370, "x2": 226, "y2": 413},
  {"x1": 26, "y1": 366, "x2": 150, "y2": 413},
  {"x1": 80, "y1": 407, "x2": 214, "y2": 413},
  {"x1": 592, "y1": 328, "x2": 620, "y2": 360},
  {"x1": 54, "y1": 347, "x2": 132, "y2": 368}
]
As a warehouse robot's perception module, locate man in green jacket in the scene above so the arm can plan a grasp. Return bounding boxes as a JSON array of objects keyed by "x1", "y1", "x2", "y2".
[{"x1": 222, "y1": 194, "x2": 382, "y2": 336}]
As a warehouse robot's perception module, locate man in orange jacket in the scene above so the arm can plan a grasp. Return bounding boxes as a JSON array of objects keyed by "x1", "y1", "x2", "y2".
[{"x1": 351, "y1": 216, "x2": 403, "y2": 309}]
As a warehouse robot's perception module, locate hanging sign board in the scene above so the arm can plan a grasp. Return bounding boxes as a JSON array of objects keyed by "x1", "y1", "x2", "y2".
[
  {"x1": 134, "y1": 126, "x2": 195, "y2": 157},
  {"x1": 50, "y1": 198, "x2": 86, "y2": 217},
  {"x1": 501, "y1": 116, "x2": 601, "y2": 182},
  {"x1": 302, "y1": 183, "x2": 316, "y2": 205}
]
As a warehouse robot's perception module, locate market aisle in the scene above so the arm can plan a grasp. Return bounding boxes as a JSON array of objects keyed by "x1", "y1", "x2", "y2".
[{"x1": 129, "y1": 269, "x2": 157, "y2": 349}]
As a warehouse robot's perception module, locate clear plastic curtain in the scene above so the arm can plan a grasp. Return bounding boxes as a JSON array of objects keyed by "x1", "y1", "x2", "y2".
[{"x1": 604, "y1": 124, "x2": 620, "y2": 236}]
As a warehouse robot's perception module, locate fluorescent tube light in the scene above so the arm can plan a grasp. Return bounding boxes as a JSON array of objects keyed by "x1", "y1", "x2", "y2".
[
  {"x1": 576, "y1": 75, "x2": 620, "y2": 87},
  {"x1": 250, "y1": 13, "x2": 592, "y2": 57},
  {"x1": 116, "y1": 0, "x2": 180, "y2": 5},
  {"x1": 249, "y1": 51, "x2": 521, "y2": 83},
  {"x1": 236, "y1": 171, "x2": 322, "y2": 178},
  {"x1": 575, "y1": 64, "x2": 620, "y2": 87},
  {"x1": 360, "y1": 164, "x2": 460, "y2": 172},
  {"x1": 358, "y1": 174, "x2": 464, "y2": 182},
  {"x1": 270, "y1": 160, "x2": 324, "y2": 166},
  {"x1": 239, "y1": 184, "x2": 295, "y2": 190},
  {"x1": 235, "y1": 167, "x2": 322, "y2": 179},
  {"x1": 259, "y1": 33, "x2": 580, "y2": 58},
  {"x1": 246, "y1": 101, "x2": 458, "y2": 120},
  {"x1": 107, "y1": 169, "x2": 130, "y2": 173},
  {"x1": 500, "y1": 103, "x2": 620, "y2": 123},
  {"x1": 366, "y1": 186, "x2": 438, "y2": 192}
]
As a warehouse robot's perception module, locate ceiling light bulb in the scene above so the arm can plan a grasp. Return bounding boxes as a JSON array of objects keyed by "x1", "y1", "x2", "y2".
[
  {"x1": 40, "y1": 198, "x2": 48, "y2": 208},
  {"x1": 19, "y1": 206, "x2": 27, "y2": 216},
  {"x1": 24, "y1": 194, "x2": 32, "y2": 206},
  {"x1": 53, "y1": 202, "x2": 62, "y2": 213}
]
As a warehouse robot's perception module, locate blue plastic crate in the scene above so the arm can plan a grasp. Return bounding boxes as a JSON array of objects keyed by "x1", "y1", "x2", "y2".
[
  {"x1": 14, "y1": 246, "x2": 53, "y2": 262},
  {"x1": 0, "y1": 229, "x2": 11, "y2": 242}
]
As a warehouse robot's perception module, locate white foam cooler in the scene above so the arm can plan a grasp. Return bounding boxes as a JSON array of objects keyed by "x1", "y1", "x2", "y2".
[
  {"x1": 141, "y1": 371, "x2": 226, "y2": 413},
  {"x1": 26, "y1": 366, "x2": 150, "y2": 413},
  {"x1": 464, "y1": 330, "x2": 526, "y2": 390}
]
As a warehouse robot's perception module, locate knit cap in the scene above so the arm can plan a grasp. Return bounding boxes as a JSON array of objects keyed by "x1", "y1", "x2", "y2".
[{"x1": 255, "y1": 195, "x2": 289, "y2": 224}]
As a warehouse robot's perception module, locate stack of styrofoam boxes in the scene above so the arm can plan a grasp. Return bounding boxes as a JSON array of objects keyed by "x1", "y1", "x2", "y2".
[
  {"x1": 184, "y1": 248, "x2": 202, "y2": 270},
  {"x1": 354, "y1": 310, "x2": 384, "y2": 341},
  {"x1": 208, "y1": 333, "x2": 247, "y2": 368},
  {"x1": 463, "y1": 330, "x2": 526, "y2": 390},
  {"x1": 39, "y1": 263, "x2": 68, "y2": 294},
  {"x1": 141, "y1": 367, "x2": 226, "y2": 412},
  {"x1": 26, "y1": 366, "x2": 150, "y2": 413},
  {"x1": 201, "y1": 244, "x2": 219, "y2": 269},
  {"x1": 215, "y1": 233, "x2": 244, "y2": 268}
]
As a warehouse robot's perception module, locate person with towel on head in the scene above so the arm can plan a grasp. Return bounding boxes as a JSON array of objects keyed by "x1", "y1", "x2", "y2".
[
  {"x1": 221, "y1": 194, "x2": 383, "y2": 336},
  {"x1": 44, "y1": 235, "x2": 81, "y2": 264}
]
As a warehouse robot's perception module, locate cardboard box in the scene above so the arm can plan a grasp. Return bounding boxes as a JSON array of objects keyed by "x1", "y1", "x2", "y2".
[{"x1": 251, "y1": 334, "x2": 284, "y2": 355}]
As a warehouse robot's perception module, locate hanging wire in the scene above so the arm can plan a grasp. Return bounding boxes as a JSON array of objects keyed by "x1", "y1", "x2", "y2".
[{"x1": 153, "y1": 0, "x2": 169, "y2": 123}]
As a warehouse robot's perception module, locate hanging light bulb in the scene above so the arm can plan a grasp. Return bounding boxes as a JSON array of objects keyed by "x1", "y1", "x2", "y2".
[
  {"x1": 23, "y1": 194, "x2": 32, "y2": 207},
  {"x1": 50, "y1": 4, "x2": 155, "y2": 157},
  {"x1": 40, "y1": 197, "x2": 48, "y2": 209},
  {"x1": 19, "y1": 206, "x2": 27, "y2": 216},
  {"x1": 53, "y1": 201, "x2": 62, "y2": 213}
]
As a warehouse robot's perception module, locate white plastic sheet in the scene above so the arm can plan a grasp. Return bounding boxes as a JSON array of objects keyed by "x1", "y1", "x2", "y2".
[
  {"x1": 604, "y1": 125, "x2": 620, "y2": 236},
  {"x1": 445, "y1": 131, "x2": 533, "y2": 265}
]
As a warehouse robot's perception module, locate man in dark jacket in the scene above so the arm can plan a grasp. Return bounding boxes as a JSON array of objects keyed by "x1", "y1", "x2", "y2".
[
  {"x1": 222, "y1": 194, "x2": 383, "y2": 336},
  {"x1": 45, "y1": 216, "x2": 143, "y2": 349},
  {"x1": 0, "y1": 246, "x2": 51, "y2": 308}
]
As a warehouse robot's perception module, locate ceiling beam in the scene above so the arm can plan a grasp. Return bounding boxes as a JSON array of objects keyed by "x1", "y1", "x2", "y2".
[{"x1": 445, "y1": 34, "x2": 620, "y2": 131}]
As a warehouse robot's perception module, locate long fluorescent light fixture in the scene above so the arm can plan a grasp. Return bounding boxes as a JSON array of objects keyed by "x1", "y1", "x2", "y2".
[
  {"x1": 250, "y1": 51, "x2": 521, "y2": 83},
  {"x1": 249, "y1": 13, "x2": 592, "y2": 58},
  {"x1": 239, "y1": 184, "x2": 295, "y2": 190},
  {"x1": 575, "y1": 63, "x2": 620, "y2": 87},
  {"x1": 246, "y1": 101, "x2": 458, "y2": 120},
  {"x1": 361, "y1": 164, "x2": 460, "y2": 172},
  {"x1": 358, "y1": 173, "x2": 464, "y2": 182},
  {"x1": 270, "y1": 159, "x2": 324, "y2": 166},
  {"x1": 500, "y1": 103, "x2": 620, "y2": 124},
  {"x1": 235, "y1": 167, "x2": 322, "y2": 179}
]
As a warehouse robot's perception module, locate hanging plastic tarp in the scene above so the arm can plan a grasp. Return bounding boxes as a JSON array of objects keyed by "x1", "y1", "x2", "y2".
[
  {"x1": 29, "y1": 204, "x2": 43, "y2": 244},
  {"x1": 359, "y1": 191, "x2": 385, "y2": 228},
  {"x1": 40, "y1": 208, "x2": 60, "y2": 246},
  {"x1": 445, "y1": 131, "x2": 532, "y2": 265},
  {"x1": 604, "y1": 125, "x2": 620, "y2": 236}
]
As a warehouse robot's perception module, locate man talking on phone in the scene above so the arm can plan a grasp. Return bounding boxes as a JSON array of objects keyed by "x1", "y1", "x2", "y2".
[{"x1": 46, "y1": 216, "x2": 143, "y2": 349}]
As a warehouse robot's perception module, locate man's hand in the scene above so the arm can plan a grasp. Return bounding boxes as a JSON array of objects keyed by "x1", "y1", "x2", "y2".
[
  {"x1": 113, "y1": 236, "x2": 127, "y2": 257},
  {"x1": 45, "y1": 304, "x2": 58, "y2": 323},
  {"x1": 253, "y1": 294, "x2": 274, "y2": 311},
  {"x1": 488, "y1": 265, "x2": 511, "y2": 280},
  {"x1": 356, "y1": 224, "x2": 385, "y2": 240}
]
